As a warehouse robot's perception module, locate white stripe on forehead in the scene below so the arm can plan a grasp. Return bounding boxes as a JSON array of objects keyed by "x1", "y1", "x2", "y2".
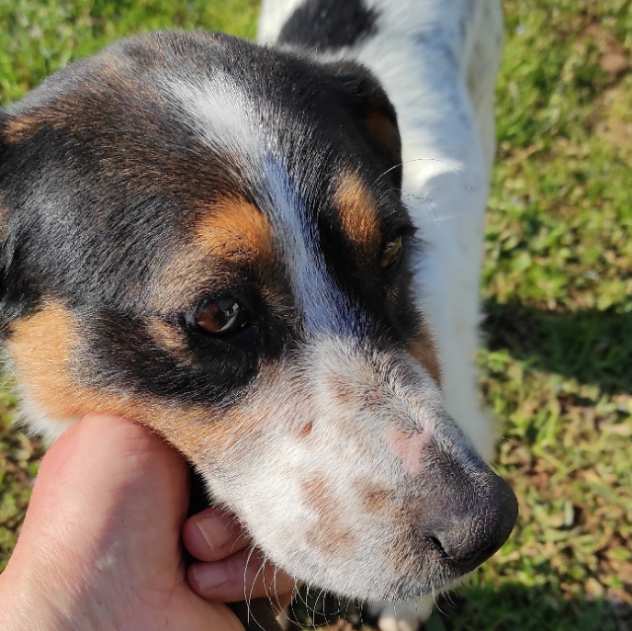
[
  {"x1": 259, "y1": 157, "x2": 362, "y2": 336},
  {"x1": 159, "y1": 72, "x2": 263, "y2": 159}
]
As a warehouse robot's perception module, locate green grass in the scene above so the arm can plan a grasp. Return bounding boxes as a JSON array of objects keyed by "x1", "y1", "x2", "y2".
[{"x1": 1, "y1": 1, "x2": 631, "y2": 629}]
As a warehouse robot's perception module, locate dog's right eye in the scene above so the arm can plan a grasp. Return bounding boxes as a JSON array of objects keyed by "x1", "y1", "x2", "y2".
[{"x1": 188, "y1": 296, "x2": 250, "y2": 336}]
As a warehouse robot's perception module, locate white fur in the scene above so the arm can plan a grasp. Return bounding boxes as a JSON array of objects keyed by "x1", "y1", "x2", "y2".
[
  {"x1": 368, "y1": 598, "x2": 434, "y2": 631},
  {"x1": 17, "y1": 395, "x2": 73, "y2": 443},
  {"x1": 260, "y1": 0, "x2": 503, "y2": 627},
  {"x1": 160, "y1": 73, "x2": 263, "y2": 162}
]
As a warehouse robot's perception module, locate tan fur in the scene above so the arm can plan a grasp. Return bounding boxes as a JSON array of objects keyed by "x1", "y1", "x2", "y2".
[
  {"x1": 195, "y1": 197, "x2": 274, "y2": 262},
  {"x1": 4, "y1": 114, "x2": 46, "y2": 144},
  {"x1": 0, "y1": 199, "x2": 8, "y2": 241},
  {"x1": 296, "y1": 421, "x2": 313, "y2": 438},
  {"x1": 356, "y1": 480, "x2": 393, "y2": 515},
  {"x1": 303, "y1": 475, "x2": 356, "y2": 556},
  {"x1": 334, "y1": 172, "x2": 381, "y2": 256},
  {"x1": 145, "y1": 318, "x2": 190, "y2": 361}
]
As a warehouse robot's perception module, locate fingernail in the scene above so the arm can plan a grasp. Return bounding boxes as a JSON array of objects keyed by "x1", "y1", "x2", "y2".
[
  {"x1": 194, "y1": 512, "x2": 235, "y2": 552},
  {"x1": 190, "y1": 563, "x2": 227, "y2": 590}
]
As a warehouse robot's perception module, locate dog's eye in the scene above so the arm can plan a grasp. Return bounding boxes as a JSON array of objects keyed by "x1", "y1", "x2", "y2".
[
  {"x1": 381, "y1": 236, "x2": 404, "y2": 269},
  {"x1": 193, "y1": 297, "x2": 248, "y2": 335}
]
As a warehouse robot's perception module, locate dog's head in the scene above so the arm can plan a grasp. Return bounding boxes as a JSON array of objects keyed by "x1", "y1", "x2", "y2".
[{"x1": 0, "y1": 32, "x2": 516, "y2": 600}]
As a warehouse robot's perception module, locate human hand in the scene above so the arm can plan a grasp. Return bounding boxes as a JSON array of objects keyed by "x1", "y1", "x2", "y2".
[{"x1": 0, "y1": 415, "x2": 294, "y2": 631}]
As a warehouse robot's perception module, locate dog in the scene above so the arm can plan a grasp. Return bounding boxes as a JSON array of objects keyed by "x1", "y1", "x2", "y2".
[{"x1": 0, "y1": 0, "x2": 515, "y2": 629}]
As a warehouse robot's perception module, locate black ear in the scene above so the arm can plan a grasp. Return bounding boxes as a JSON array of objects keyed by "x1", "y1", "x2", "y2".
[
  {"x1": 0, "y1": 109, "x2": 8, "y2": 171},
  {"x1": 328, "y1": 61, "x2": 402, "y2": 190},
  {"x1": 0, "y1": 108, "x2": 19, "y2": 336},
  {"x1": 0, "y1": 107, "x2": 9, "y2": 248},
  {"x1": 0, "y1": 109, "x2": 10, "y2": 326}
]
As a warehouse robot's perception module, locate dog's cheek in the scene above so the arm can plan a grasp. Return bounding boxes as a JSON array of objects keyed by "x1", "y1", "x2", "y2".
[{"x1": 5, "y1": 300, "x2": 242, "y2": 461}]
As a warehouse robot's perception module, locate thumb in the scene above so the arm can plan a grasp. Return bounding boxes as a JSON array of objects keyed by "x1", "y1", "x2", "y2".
[{"x1": 7, "y1": 414, "x2": 189, "y2": 586}]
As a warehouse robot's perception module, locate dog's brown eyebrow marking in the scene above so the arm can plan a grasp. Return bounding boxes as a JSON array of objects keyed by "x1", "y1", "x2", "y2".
[
  {"x1": 149, "y1": 197, "x2": 275, "y2": 312},
  {"x1": 0, "y1": 201, "x2": 9, "y2": 241},
  {"x1": 334, "y1": 171, "x2": 381, "y2": 256},
  {"x1": 195, "y1": 197, "x2": 274, "y2": 262},
  {"x1": 409, "y1": 322, "x2": 442, "y2": 386}
]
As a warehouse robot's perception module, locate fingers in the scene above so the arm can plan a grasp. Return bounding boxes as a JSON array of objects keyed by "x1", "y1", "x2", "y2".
[
  {"x1": 184, "y1": 506, "x2": 295, "y2": 606},
  {"x1": 187, "y1": 547, "x2": 295, "y2": 606},
  {"x1": 183, "y1": 507, "x2": 248, "y2": 562}
]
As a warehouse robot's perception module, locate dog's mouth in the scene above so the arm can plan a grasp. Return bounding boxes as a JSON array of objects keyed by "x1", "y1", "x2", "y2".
[{"x1": 204, "y1": 445, "x2": 518, "y2": 603}]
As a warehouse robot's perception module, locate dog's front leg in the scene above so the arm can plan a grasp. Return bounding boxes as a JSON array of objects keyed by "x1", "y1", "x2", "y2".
[{"x1": 368, "y1": 597, "x2": 434, "y2": 631}]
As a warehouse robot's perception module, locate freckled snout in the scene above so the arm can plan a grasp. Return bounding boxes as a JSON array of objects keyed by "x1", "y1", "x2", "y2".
[{"x1": 413, "y1": 443, "x2": 518, "y2": 579}]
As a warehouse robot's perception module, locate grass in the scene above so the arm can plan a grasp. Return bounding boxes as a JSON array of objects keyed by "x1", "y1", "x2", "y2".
[{"x1": 1, "y1": 0, "x2": 631, "y2": 629}]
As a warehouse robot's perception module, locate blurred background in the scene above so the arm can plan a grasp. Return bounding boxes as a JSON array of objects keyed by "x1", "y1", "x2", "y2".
[{"x1": 0, "y1": 1, "x2": 630, "y2": 629}]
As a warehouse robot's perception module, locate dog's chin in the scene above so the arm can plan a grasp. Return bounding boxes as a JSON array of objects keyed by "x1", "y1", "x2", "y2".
[
  {"x1": 275, "y1": 553, "x2": 462, "y2": 603},
  {"x1": 385, "y1": 574, "x2": 464, "y2": 602}
]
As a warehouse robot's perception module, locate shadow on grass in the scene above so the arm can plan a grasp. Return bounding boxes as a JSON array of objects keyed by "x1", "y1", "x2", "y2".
[
  {"x1": 425, "y1": 582, "x2": 628, "y2": 631},
  {"x1": 482, "y1": 300, "x2": 632, "y2": 394},
  {"x1": 285, "y1": 581, "x2": 628, "y2": 631}
]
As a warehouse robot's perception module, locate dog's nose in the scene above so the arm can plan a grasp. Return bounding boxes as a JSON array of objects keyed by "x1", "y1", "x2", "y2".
[{"x1": 426, "y1": 470, "x2": 518, "y2": 574}]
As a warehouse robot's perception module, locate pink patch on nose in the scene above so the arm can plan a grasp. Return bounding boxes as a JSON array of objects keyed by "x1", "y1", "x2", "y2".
[{"x1": 386, "y1": 427, "x2": 432, "y2": 476}]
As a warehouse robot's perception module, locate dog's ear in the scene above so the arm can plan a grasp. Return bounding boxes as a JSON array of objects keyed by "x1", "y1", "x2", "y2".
[
  {"x1": 329, "y1": 61, "x2": 402, "y2": 190},
  {"x1": 0, "y1": 108, "x2": 22, "y2": 336},
  {"x1": 0, "y1": 107, "x2": 10, "y2": 264}
]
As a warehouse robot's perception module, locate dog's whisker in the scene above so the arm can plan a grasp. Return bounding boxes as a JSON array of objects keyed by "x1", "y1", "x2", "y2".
[
  {"x1": 242, "y1": 543, "x2": 259, "y2": 625},
  {"x1": 314, "y1": 587, "x2": 329, "y2": 627},
  {"x1": 373, "y1": 156, "x2": 444, "y2": 187},
  {"x1": 270, "y1": 563, "x2": 288, "y2": 615},
  {"x1": 229, "y1": 531, "x2": 251, "y2": 556},
  {"x1": 248, "y1": 555, "x2": 269, "y2": 620}
]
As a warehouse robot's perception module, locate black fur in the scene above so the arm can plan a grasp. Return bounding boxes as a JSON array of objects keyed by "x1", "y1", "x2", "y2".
[{"x1": 279, "y1": 0, "x2": 379, "y2": 51}]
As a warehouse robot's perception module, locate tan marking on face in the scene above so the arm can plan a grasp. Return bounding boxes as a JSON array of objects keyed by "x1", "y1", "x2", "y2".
[
  {"x1": 327, "y1": 373, "x2": 356, "y2": 406},
  {"x1": 334, "y1": 172, "x2": 381, "y2": 256},
  {"x1": 296, "y1": 421, "x2": 313, "y2": 438},
  {"x1": 146, "y1": 318, "x2": 190, "y2": 361},
  {"x1": 195, "y1": 197, "x2": 274, "y2": 262},
  {"x1": 0, "y1": 200, "x2": 9, "y2": 241},
  {"x1": 7, "y1": 301, "x2": 259, "y2": 462},
  {"x1": 303, "y1": 475, "x2": 356, "y2": 556},
  {"x1": 151, "y1": 197, "x2": 275, "y2": 313},
  {"x1": 4, "y1": 114, "x2": 46, "y2": 144},
  {"x1": 409, "y1": 322, "x2": 442, "y2": 385}
]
